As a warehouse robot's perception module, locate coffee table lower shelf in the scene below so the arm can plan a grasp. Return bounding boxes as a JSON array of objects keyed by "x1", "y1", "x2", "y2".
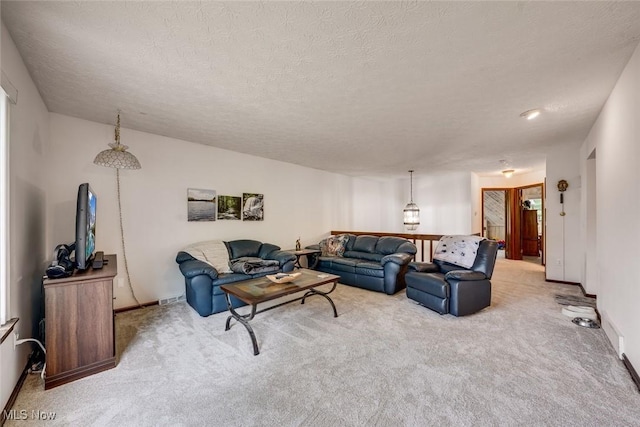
[{"x1": 221, "y1": 269, "x2": 340, "y2": 356}]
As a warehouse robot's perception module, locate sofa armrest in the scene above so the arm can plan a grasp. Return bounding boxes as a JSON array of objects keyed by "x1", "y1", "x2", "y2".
[
  {"x1": 178, "y1": 259, "x2": 219, "y2": 280},
  {"x1": 408, "y1": 262, "x2": 439, "y2": 273},
  {"x1": 382, "y1": 253, "x2": 413, "y2": 266},
  {"x1": 264, "y1": 250, "x2": 297, "y2": 266},
  {"x1": 305, "y1": 244, "x2": 320, "y2": 251},
  {"x1": 444, "y1": 270, "x2": 487, "y2": 281}
]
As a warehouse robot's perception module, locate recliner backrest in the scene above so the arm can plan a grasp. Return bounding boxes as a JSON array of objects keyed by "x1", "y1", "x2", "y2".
[{"x1": 471, "y1": 240, "x2": 498, "y2": 278}]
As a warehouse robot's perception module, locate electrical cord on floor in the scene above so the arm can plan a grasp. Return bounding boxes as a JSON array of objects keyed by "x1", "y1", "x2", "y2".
[
  {"x1": 116, "y1": 169, "x2": 142, "y2": 308},
  {"x1": 15, "y1": 338, "x2": 46, "y2": 380}
]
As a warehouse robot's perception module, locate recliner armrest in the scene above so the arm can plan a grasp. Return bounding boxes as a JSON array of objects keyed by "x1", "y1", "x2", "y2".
[
  {"x1": 408, "y1": 262, "x2": 439, "y2": 273},
  {"x1": 382, "y1": 253, "x2": 413, "y2": 266},
  {"x1": 445, "y1": 270, "x2": 487, "y2": 281},
  {"x1": 178, "y1": 259, "x2": 219, "y2": 280}
]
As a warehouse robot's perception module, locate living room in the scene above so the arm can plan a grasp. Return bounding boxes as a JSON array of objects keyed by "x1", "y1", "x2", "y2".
[{"x1": 2, "y1": 2, "x2": 640, "y2": 424}]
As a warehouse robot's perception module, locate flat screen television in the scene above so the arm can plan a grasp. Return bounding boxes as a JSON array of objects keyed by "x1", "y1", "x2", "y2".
[{"x1": 75, "y1": 183, "x2": 96, "y2": 270}]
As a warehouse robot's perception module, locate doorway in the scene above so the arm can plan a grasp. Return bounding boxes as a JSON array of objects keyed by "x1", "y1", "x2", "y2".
[
  {"x1": 520, "y1": 184, "x2": 544, "y2": 265},
  {"x1": 481, "y1": 183, "x2": 544, "y2": 264},
  {"x1": 482, "y1": 189, "x2": 508, "y2": 255}
]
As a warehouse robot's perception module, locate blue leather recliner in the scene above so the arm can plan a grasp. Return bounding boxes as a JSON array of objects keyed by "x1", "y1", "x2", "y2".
[{"x1": 405, "y1": 239, "x2": 498, "y2": 316}]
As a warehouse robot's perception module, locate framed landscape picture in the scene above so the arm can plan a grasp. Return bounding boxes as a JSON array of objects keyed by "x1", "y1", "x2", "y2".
[
  {"x1": 187, "y1": 188, "x2": 216, "y2": 221},
  {"x1": 217, "y1": 195, "x2": 242, "y2": 220},
  {"x1": 242, "y1": 193, "x2": 264, "y2": 221}
]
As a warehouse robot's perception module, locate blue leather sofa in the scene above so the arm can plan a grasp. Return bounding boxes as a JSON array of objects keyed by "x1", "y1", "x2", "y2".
[
  {"x1": 176, "y1": 239, "x2": 296, "y2": 316},
  {"x1": 308, "y1": 234, "x2": 417, "y2": 295}
]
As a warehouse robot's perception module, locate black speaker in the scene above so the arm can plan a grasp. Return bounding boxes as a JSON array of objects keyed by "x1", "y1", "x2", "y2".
[{"x1": 45, "y1": 244, "x2": 74, "y2": 279}]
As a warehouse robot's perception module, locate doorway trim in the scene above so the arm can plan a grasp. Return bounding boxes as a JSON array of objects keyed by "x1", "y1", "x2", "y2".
[{"x1": 481, "y1": 182, "x2": 545, "y2": 265}]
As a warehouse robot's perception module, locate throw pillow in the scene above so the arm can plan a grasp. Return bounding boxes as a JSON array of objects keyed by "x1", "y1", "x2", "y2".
[{"x1": 319, "y1": 234, "x2": 349, "y2": 257}]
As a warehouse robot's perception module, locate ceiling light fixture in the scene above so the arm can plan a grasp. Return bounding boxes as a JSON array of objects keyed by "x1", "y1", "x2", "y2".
[
  {"x1": 520, "y1": 109, "x2": 541, "y2": 120},
  {"x1": 502, "y1": 169, "x2": 515, "y2": 178},
  {"x1": 403, "y1": 170, "x2": 420, "y2": 231}
]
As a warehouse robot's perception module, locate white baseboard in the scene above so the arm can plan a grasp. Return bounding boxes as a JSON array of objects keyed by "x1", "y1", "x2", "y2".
[{"x1": 601, "y1": 310, "x2": 624, "y2": 359}]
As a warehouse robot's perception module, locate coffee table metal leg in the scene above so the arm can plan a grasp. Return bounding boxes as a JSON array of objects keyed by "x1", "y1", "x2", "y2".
[
  {"x1": 224, "y1": 293, "x2": 260, "y2": 356},
  {"x1": 300, "y1": 282, "x2": 338, "y2": 317}
]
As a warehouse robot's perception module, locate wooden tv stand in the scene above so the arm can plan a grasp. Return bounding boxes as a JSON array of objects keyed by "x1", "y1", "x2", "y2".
[{"x1": 43, "y1": 254, "x2": 117, "y2": 389}]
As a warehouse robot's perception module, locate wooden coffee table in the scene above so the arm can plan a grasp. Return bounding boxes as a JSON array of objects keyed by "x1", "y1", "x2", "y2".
[{"x1": 220, "y1": 269, "x2": 340, "y2": 355}]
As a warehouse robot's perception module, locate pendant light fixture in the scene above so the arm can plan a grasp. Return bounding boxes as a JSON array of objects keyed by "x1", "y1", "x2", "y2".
[
  {"x1": 93, "y1": 112, "x2": 142, "y2": 307},
  {"x1": 403, "y1": 170, "x2": 420, "y2": 231}
]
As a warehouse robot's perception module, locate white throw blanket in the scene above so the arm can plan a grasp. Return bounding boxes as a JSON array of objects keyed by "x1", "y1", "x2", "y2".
[
  {"x1": 182, "y1": 240, "x2": 232, "y2": 273},
  {"x1": 433, "y1": 235, "x2": 485, "y2": 269}
]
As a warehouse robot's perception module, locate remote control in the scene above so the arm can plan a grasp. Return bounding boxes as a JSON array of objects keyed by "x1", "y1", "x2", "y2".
[{"x1": 92, "y1": 251, "x2": 104, "y2": 269}]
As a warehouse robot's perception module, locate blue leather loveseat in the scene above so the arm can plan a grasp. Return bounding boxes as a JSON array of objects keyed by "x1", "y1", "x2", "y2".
[
  {"x1": 308, "y1": 234, "x2": 417, "y2": 295},
  {"x1": 176, "y1": 239, "x2": 296, "y2": 316}
]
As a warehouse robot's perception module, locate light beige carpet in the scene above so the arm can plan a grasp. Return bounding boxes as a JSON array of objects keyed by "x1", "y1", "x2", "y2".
[{"x1": 7, "y1": 259, "x2": 640, "y2": 426}]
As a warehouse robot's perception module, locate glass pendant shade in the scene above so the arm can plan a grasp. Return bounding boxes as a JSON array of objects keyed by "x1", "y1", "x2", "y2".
[
  {"x1": 94, "y1": 143, "x2": 141, "y2": 169},
  {"x1": 93, "y1": 113, "x2": 141, "y2": 170},
  {"x1": 404, "y1": 202, "x2": 420, "y2": 230},
  {"x1": 404, "y1": 170, "x2": 420, "y2": 231}
]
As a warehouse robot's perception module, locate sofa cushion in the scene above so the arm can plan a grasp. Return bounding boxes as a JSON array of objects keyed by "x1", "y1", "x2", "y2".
[
  {"x1": 405, "y1": 272, "x2": 449, "y2": 299},
  {"x1": 258, "y1": 243, "x2": 281, "y2": 259},
  {"x1": 319, "y1": 234, "x2": 349, "y2": 257},
  {"x1": 343, "y1": 251, "x2": 383, "y2": 263},
  {"x1": 343, "y1": 234, "x2": 357, "y2": 252},
  {"x1": 316, "y1": 256, "x2": 335, "y2": 270},
  {"x1": 352, "y1": 235, "x2": 378, "y2": 253},
  {"x1": 375, "y1": 236, "x2": 409, "y2": 255},
  {"x1": 355, "y1": 261, "x2": 384, "y2": 278},
  {"x1": 434, "y1": 260, "x2": 464, "y2": 274},
  {"x1": 330, "y1": 257, "x2": 357, "y2": 273},
  {"x1": 226, "y1": 240, "x2": 263, "y2": 259},
  {"x1": 212, "y1": 273, "x2": 252, "y2": 295}
]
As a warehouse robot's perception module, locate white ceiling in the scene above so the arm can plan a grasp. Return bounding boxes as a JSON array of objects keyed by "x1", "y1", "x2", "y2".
[{"x1": 3, "y1": 1, "x2": 640, "y2": 179}]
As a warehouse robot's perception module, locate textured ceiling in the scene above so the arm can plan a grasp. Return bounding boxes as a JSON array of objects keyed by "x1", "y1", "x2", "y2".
[{"x1": 3, "y1": 1, "x2": 640, "y2": 178}]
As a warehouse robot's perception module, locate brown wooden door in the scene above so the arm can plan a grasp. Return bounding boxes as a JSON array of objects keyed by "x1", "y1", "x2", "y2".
[
  {"x1": 506, "y1": 188, "x2": 523, "y2": 260},
  {"x1": 522, "y1": 210, "x2": 539, "y2": 256}
]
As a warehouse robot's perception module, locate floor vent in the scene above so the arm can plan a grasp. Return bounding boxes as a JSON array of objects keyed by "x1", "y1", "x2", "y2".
[{"x1": 158, "y1": 295, "x2": 186, "y2": 306}]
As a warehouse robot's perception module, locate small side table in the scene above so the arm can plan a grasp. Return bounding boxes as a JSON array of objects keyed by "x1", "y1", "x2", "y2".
[{"x1": 289, "y1": 249, "x2": 321, "y2": 269}]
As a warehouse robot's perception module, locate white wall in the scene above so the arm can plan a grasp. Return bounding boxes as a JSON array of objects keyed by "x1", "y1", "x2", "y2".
[
  {"x1": 47, "y1": 114, "x2": 353, "y2": 308},
  {"x1": 350, "y1": 172, "x2": 478, "y2": 236},
  {"x1": 413, "y1": 172, "x2": 474, "y2": 235},
  {"x1": 477, "y1": 169, "x2": 546, "y2": 190},
  {"x1": 545, "y1": 142, "x2": 582, "y2": 282},
  {"x1": 579, "y1": 147, "x2": 597, "y2": 295},
  {"x1": 580, "y1": 41, "x2": 640, "y2": 367},
  {"x1": 0, "y1": 22, "x2": 50, "y2": 411}
]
